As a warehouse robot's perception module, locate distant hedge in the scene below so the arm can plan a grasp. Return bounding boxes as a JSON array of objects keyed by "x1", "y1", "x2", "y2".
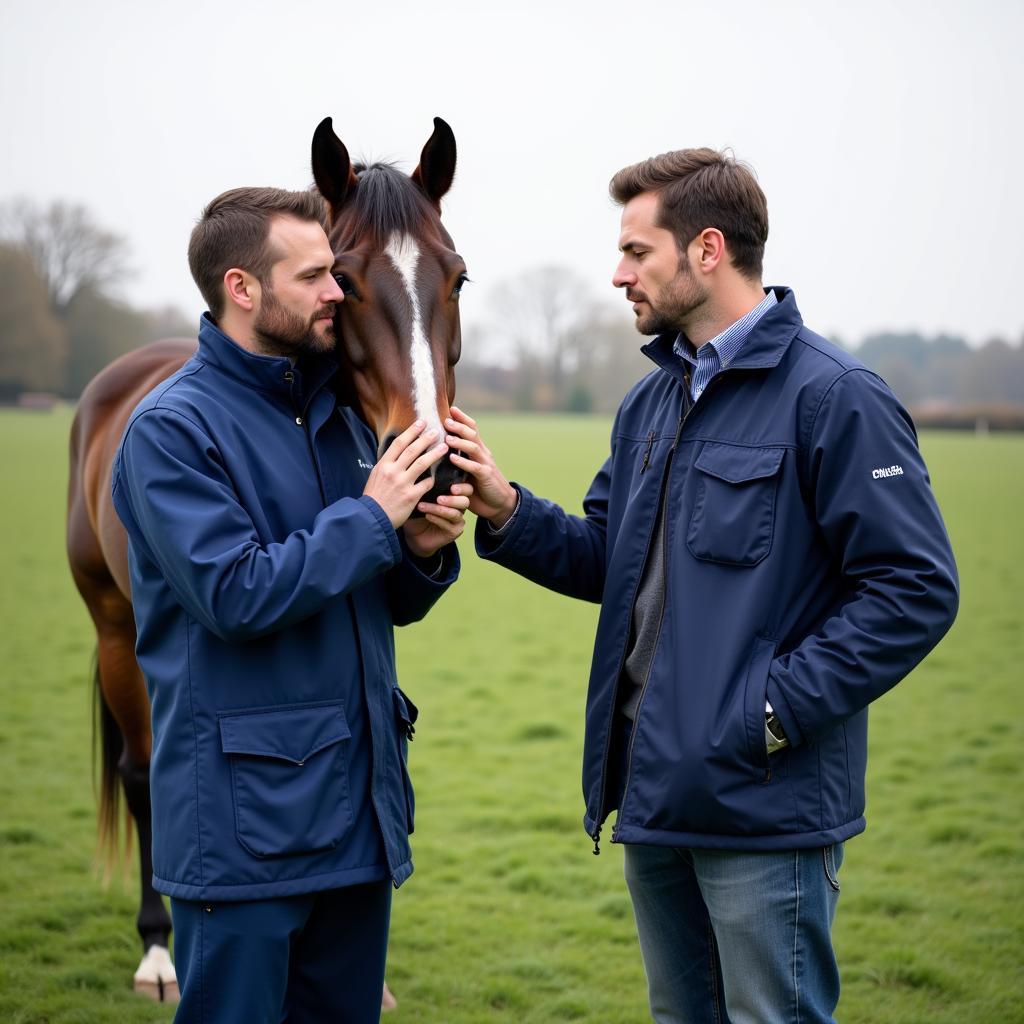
[{"x1": 910, "y1": 403, "x2": 1024, "y2": 432}]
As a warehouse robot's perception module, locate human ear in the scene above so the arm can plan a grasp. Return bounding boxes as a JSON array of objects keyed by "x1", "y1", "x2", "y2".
[
  {"x1": 696, "y1": 229, "x2": 726, "y2": 273},
  {"x1": 223, "y1": 268, "x2": 258, "y2": 312}
]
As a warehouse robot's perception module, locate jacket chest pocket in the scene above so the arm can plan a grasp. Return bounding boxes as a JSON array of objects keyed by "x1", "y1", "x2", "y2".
[
  {"x1": 686, "y1": 444, "x2": 786, "y2": 566},
  {"x1": 219, "y1": 703, "x2": 354, "y2": 858}
]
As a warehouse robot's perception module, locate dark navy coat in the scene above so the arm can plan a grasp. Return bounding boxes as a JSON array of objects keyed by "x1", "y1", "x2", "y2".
[
  {"x1": 478, "y1": 289, "x2": 958, "y2": 851},
  {"x1": 113, "y1": 315, "x2": 457, "y2": 900}
]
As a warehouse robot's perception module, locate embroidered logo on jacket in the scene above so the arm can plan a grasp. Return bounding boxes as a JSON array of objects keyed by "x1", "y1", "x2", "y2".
[
  {"x1": 358, "y1": 459, "x2": 374, "y2": 471},
  {"x1": 872, "y1": 465, "x2": 904, "y2": 479}
]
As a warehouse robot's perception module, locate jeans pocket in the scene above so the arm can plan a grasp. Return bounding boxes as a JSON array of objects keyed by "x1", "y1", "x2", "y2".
[{"x1": 822, "y1": 843, "x2": 842, "y2": 892}]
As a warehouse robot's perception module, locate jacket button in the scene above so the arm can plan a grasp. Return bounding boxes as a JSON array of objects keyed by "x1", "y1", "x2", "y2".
[{"x1": 295, "y1": 416, "x2": 303, "y2": 426}]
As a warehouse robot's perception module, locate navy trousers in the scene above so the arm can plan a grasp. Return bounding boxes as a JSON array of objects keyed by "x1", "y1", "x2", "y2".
[{"x1": 170, "y1": 880, "x2": 392, "y2": 1023}]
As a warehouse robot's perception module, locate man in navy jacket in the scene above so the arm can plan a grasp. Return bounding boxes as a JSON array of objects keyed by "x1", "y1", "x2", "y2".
[
  {"x1": 113, "y1": 187, "x2": 466, "y2": 1022},
  {"x1": 446, "y1": 151, "x2": 958, "y2": 1022}
]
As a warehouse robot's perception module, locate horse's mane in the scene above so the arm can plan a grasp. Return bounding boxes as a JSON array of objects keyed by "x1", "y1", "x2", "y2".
[{"x1": 342, "y1": 162, "x2": 435, "y2": 244}]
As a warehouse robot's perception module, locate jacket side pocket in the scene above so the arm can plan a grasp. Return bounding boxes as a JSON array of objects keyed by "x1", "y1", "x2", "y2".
[
  {"x1": 393, "y1": 688, "x2": 418, "y2": 835},
  {"x1": 219, "y1": 702, "x2": 354, "y2": 858},
  {"x1": 743, "y1": 634, "x2": 780, "y2": 781}
]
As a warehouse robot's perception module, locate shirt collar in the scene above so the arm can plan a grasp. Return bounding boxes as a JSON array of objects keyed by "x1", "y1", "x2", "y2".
[
  {"x1": 641, "y1": 287, "x2": 803, "y2": 384},
  {"x1": 673, "y1": 288, "x2": 778, "y2": 370}
]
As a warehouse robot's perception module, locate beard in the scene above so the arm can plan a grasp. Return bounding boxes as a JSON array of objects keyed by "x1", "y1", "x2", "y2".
[
  {"x1": 253, "y1": 287, "x2": 337, "y2": 359},
  {"x1": 629, "y1": 253, "x2": 709, "y2": 336}
]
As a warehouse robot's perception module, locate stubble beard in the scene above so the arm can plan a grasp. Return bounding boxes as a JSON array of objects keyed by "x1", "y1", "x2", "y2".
[
  {"x1": 630, "y1": 255, "x2": 708, "y2": 337},
  {"x1": 254, "y1": 287, "x2": 337, "y2": 359}
]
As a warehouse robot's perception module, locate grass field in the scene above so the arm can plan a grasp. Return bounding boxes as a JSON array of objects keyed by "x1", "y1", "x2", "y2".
[{"x1": 0, "y1": 408, "x2": 1021, "y2": 1023}]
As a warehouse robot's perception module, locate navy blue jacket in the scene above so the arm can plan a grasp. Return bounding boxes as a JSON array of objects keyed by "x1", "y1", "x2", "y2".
[
  {"x1": 113, "y1": 316, "x2": 457, "y2": 900},
  {"x1": 478, "y1": 289, "x2": 958, "y2": 851}
]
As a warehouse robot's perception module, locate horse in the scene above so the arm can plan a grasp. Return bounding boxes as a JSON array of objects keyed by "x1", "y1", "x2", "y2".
[{"x1": 66, "y1": 115, "x2": 465, "y2": 1002}]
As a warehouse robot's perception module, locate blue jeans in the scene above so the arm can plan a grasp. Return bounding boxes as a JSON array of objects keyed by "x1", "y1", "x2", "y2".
[
  {"x1": 623, "y1": 843, "x2": 844, "y2": 1024},
  {"x1": 171, "y1": 880, "x2": 391, "y2": 1023}
]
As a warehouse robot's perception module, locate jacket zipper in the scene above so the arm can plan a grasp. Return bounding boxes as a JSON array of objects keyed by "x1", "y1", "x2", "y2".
[
  {"x1": 289, "y1": 371, "x2": 401, "y2": 876},
  {"x1": 286, "y1": 371, "x2": 328, "y2": 506},
  {"x1": 590, "y1": 374, "x2": 694, "y2": 853},
  {"x1": 639, "y1": 431, "x2": 656, "y2": 474},
  {"x1": 604, "y1": 371, "x2": 728, "y2": 846},
  {"x1": 611, "y1": 411, "x2": 688, "y2": 842},
  {"x1": 589, "y1": 473, "x2": 670, "y2": 854}
]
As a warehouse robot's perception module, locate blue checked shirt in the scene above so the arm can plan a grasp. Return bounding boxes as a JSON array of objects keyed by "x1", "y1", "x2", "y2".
[{"x1": 674, "y1": 289, "x2": 777, "y2": 400}]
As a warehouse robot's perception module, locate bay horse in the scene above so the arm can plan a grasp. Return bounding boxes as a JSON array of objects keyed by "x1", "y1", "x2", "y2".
[{"x1": 66, "y1": 115, "x2": 465, "y2": 1002}]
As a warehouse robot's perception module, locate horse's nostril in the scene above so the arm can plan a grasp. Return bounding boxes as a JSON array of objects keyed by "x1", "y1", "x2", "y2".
[{"x1": 434, "y1": 453, "x2": 467, "y2": 490}]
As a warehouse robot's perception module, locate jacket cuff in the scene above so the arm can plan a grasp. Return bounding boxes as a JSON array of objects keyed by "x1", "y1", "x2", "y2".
[
  {"x1": 358, "y1": 496, "x2": 403, "y2": 565},
  {"x1": 400, "y1": 533, "x2": 460, "y2": 587},
  {"x1": 475, "y1": 483, "x2": 530, "y2": 558}
]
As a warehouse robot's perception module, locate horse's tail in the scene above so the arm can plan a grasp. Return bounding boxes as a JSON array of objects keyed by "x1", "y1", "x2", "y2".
[{"x1": 92, "y1": 652, "x2": 131, "y2": 878}]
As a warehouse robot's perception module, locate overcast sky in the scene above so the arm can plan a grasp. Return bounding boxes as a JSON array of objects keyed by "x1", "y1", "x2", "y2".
[{"x1": 2, "y1": 0, "x2": 1021, "y2": 350}]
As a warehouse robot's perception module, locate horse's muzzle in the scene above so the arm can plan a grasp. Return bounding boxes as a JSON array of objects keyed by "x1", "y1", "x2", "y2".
[{"x1": 411, "y1": 451, "x2": 468, "y2": 517}]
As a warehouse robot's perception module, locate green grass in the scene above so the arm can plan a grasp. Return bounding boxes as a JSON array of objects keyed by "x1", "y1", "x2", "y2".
[{"x1": 0, "y1": 408, "x2": 1021, "y2": 1023}]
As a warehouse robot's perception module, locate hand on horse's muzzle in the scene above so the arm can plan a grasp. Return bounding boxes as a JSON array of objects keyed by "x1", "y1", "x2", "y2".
[{"x1": 410, "y1": 451, "x2": 468, "y2": 517}]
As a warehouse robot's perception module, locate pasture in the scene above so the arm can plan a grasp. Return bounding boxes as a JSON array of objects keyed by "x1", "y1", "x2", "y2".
[{"x1": 0, "y1": 408, "x2": 1021, "y2": 1023}]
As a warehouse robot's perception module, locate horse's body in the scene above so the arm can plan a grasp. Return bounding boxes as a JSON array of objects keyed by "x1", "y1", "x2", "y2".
[
  {"x1": 67, "y1": 338, "x2": 196, "y2": 999},
  {"x1": 66, "y1": 118, "x2": 462, "y2": 1002}
]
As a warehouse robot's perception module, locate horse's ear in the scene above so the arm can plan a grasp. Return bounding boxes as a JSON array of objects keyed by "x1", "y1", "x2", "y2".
[
  {"x1": 412, "y1": 116, "x2": 456, "y2": 206},
  {"x1": 311, "y1": 117, "x2": 358, "y2": 212}
]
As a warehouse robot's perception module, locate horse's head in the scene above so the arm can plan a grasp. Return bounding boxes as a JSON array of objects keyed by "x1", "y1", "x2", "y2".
[{"x1": 311, "y1": 116, "x2": 466, "y2": 504}]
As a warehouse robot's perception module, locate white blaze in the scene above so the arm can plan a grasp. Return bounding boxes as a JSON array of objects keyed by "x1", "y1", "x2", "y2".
[{"x1": 385, "y1": 232, "x2": 444, "y2": 441}]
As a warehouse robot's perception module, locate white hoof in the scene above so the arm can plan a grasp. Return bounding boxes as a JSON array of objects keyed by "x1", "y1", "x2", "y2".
[
  {"x1": 133, "y1": 944, "x2": 180, "y2": 1003},
  {"x1": 382, "y1": 981, "x2": 398, "y2": 1011}
]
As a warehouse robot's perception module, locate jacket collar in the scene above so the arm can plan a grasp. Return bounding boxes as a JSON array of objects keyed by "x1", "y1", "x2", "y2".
[
  {"x1": 642, "y1": 286, "x2": 803, "y2": 383},
  {"x1": 196, "y1": 313, "x2": 338, "y2": 402}
]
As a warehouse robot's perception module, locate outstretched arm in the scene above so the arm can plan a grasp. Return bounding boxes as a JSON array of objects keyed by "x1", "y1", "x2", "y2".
[{"x1": 445, "y1": 407, "x2": 609, "y2": 603}]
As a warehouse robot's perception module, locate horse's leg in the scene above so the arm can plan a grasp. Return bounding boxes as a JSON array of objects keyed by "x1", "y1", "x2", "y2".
[
  {"x1": 121, "y1": 739, "x2": 178, "y2": 1003},
  {"x1": 93, "y1": 608, "x2": 178, "y2": 1003},
  {"x1": 71, "y1": 506, "x2": 179, "y2": 1002}
]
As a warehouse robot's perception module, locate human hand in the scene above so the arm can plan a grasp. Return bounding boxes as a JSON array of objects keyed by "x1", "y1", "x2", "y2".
[
  {"x1": 363, "y1": 421, "x2": 449, "y2": 529},
  {"x1": 402, "y1": 487, "x2": 472, "y2": 559},
  {"x1": 443, "y1": 407, "x2": 518, "y2": 528}
]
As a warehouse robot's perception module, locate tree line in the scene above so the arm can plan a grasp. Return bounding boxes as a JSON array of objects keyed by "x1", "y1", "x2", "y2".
[
  {"x1": 2, "y1": 199, "x2": 1023, "y2": 424},
  {"x1": 0, "y1": 199, "x2": 191, "y2": 401},
  {"x1": 458, "y1": 266, "x2": 1024, "y2": 422}
]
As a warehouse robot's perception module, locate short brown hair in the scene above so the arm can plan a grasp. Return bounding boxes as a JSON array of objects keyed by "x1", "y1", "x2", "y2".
[
  {"x1": 187, "y1": 187, "x2": 327, "y2": 318},
  {"x1": 610, "y1": 149, "x2": 768, "y2": 279}
]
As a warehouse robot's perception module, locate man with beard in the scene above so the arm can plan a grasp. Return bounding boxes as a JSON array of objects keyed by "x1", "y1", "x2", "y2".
[
  {"x1": 112, "y1": 187, "x2": 466, "y2": 1022},
  {"x1": 445, "y1": 150, "x2": 958, "y2": 1022}
]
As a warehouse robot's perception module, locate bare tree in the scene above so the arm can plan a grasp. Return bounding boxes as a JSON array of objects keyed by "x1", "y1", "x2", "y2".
[
  {"x1": 488, "y1": 265, "x2": 595, "y2": 409},
  {"x1": 0, "y1": 243, "x2": 68, "y2": 395},
  {"x1": 0, "y1": 198, "x2": 129, "y2": 312},
  {"x1": 572, "y1": 307, "x2": 653, "y2": 412}
]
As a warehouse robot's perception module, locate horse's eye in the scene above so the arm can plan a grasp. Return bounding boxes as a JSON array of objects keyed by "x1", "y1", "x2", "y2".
[
  {"x1": 452, "y1": 273, "x2": 470, "y2": 299},
  {"x1": 334, "y1": 273, "x2": 357, "y2": 298}
]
